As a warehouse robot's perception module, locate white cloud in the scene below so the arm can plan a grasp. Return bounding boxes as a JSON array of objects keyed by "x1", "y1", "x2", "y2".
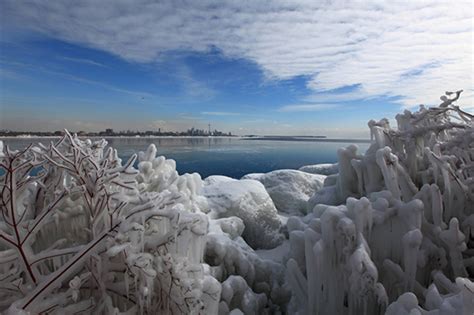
[
  {"x1": 60, "y1": 56, "x2": 107, "y2": 67},
  {"x1": 2, "y1": 0, "x2": 473, "y2": 107},
  {"x1": 278, "y1": 103, "x2": 339, "y2": 112}
]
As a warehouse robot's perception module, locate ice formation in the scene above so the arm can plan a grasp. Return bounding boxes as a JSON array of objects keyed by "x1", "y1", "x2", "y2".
[
  {"x1": 1, "y1": 90, "x2": 472, "y2": 314},
  {"x1": 242, "y1": 170, "x2": 326, "y2": 215},
  {"x1": 286, "y1": 91, "x2": 474, "y2": 314}
]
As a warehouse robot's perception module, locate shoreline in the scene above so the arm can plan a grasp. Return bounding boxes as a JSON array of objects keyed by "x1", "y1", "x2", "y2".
[{"x1": 242, "y1": 137, "x2": 372, "y2": 143}]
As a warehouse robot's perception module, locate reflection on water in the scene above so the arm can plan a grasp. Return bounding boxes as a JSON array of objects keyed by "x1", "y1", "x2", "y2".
[{"x1": 1, "y1": 137, "x2": 370, "y2": 179}]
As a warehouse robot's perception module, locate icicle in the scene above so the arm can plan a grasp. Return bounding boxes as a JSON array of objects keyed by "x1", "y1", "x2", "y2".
[
  {"x1": 402, "y1": 229, "x2": 422, "y2": 292},
  {"x1": 439, "y1": 218, "x2": 468, "y2": 277}
]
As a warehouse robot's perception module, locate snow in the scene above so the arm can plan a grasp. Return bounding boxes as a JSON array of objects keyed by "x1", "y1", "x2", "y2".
[
  {"x1": 299, "y1": 162, "x2": 339, "y2": 175},
  {"x1": 242, "y1": 169, "x2": 326, "y2": 215},
  {"x1": 203, "y1": 176, "x2": 284, "y2": 249}
]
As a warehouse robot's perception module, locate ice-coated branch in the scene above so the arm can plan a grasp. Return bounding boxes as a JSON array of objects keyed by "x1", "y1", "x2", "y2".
[{"x1": 1, "y1": 134, "x2": 219, "y2": 314}]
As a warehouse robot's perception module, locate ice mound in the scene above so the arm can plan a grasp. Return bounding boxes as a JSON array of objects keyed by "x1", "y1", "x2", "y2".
[
  {"x1": 299, "y1": 162, "x2": 339, "y2": 175},
  {"x1": 203, "y1": 176, "x2": 284, "y2": 249},
  {"x1": 242, "y1": 169, "x2": 326, "y2": 215}
]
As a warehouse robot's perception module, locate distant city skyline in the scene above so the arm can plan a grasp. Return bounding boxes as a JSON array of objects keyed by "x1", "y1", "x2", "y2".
[
  {"x1": 1, "y1": 1, "x2": 472, "y2": 138},
  {"x1": 0, "y1": 125, "x2": 235, "y2": 137}
]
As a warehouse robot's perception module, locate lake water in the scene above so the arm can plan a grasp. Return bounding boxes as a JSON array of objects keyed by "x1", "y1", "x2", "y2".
[{"x1": 1, "y1": 137, "x2": 370, "y2": 179}]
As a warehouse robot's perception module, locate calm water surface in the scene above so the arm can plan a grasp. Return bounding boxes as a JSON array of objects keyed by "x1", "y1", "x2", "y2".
[{"x1": 2, "y1": 137, "x2": 370, "y2": 179}]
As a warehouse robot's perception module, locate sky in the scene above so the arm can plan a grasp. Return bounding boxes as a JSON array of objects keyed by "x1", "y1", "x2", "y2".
[{"x1": 0, "y1": 0, "x2": 472, "y2": 138}]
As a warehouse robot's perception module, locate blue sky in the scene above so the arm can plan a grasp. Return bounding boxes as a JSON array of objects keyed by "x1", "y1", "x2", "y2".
[{"x1": 1, "y1": 1, "x2": 472, "y2": 137}]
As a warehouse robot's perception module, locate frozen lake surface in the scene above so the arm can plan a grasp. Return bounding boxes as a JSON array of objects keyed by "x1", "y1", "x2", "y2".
[{"x1": 1, "y1": 137, "x2": 370, "y2": 178}]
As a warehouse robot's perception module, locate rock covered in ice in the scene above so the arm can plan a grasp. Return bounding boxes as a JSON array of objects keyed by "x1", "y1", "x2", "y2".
[
  {"x1": 210, "y1": 217, "x2": 246, "y2": 240},
  {"x1": 308, "y1": 184, "x2": 340, "y2": 208},
  {"x1": 242, "y1": 169, "x2": 326, "y2": 215},
  {"x1": 219, "y1": 275, "x2": 267, "y2": 315},
  {"x1": 255, "y1": 240, "x2": 290, "y2": 264},
  {"x1": 203, "y1": 176, "x2": 284, "y2": 249},
  {"x1": 206, "y1": 216, "x2": 290, "y2": 313},
  {"x1": 299, "y1": 163, "x2": 339, "y2": 175}
]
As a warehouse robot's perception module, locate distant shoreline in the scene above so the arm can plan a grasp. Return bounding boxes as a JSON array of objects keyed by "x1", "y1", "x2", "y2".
[{"x1": 242, "y1": 136, "x2": 372, "y2": 143}]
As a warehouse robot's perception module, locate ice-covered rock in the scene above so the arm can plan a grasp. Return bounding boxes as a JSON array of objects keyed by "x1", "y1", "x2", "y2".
[
  {"x1": 242, "y1": 169, "x2": 326, "y2": 215},
  {"x1": 308, "y1": 185, "x2": 340, "y2": 208},
  {"x1": 299, "y1": 163, "x2": 339, "y2": 175},
  {"x1": 203, "y1": 176, "x2": 284, "y2": 249},
  {"x1": 206, "y1": 217, "x2": 290, "y2": 313},
  {"x1": 219, "y1": 275, "x2": 267, "y2": 315}
]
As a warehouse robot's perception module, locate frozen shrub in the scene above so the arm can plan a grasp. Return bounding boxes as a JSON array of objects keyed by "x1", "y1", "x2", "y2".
[
  {"x1": 288, "y1": 91, "x2": 474, "y2": 314},
  {"x1": 0, "y1": 133, "x2": 219, "y2": 314}
]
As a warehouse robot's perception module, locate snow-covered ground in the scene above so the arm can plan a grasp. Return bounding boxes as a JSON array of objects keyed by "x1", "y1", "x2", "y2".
[{"x1": 1, "y1": 91, "x2": 473, "y2": 314}]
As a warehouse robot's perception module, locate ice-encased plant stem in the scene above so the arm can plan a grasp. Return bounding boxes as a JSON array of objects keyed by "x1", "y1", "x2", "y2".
[
  {"x1": 0, "y1": 133, "x2": 219, "y2": 314},
  {"x1": 287, "y1": 91, "x2": 474, "y2": 314}
]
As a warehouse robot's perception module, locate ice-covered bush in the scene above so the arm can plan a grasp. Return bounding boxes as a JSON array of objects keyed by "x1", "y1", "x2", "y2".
[
  {"x1": 0, "y1": 133, "x2": 219, "y2": 314},
  {"x1": 287, "y1": 91, "x2": 474, "y2": 314}
]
